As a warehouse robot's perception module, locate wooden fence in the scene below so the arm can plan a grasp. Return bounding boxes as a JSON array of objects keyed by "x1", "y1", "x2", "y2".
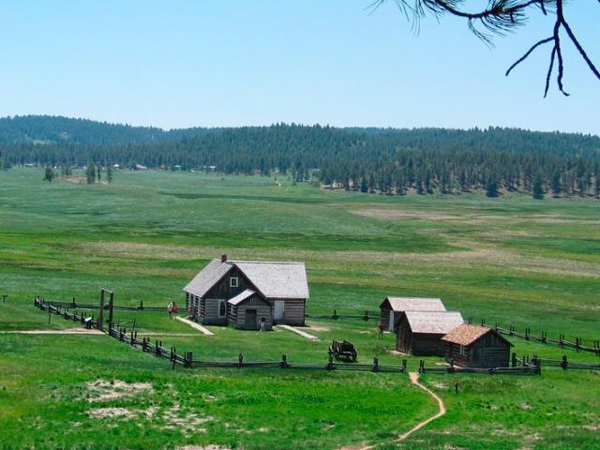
[
  {"x1": 33, "y1": 298, "x2": 600, "y2": 375},
  {"x1": 34, "y1": 296, "x2": 165, "y2": 312},
  {"x1": 310, "y1": 311, "x2": 600, "y2": 357}
]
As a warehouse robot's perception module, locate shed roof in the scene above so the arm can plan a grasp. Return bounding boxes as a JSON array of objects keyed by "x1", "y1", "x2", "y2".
[
  {"x1": 227, "y1": 289, "x2": 258, "y2": 306},
  {"x1": 441, "y1": 324, "x2": 513, "y2": 347},
  {"x1": 404, "y1": 311, "x2": 464, "y2": 334},
  {"x1": 183, "y1": 259, "x2": 309, "y2": 300},
  {"x1": 183, "y1": 259, "x2": 232, "y2": 298},
  {"x1": 382, "y1": 297, "x2": 446, "y2": 312}
]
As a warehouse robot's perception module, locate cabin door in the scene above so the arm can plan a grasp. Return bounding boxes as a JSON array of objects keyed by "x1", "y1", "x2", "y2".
[
  {"x1": 245, "y1": 309, "x2": 258, "y2": 329},
  {"x1": 388, "y1": 311, "x2": 394, "y2": 331},
  {"x1": 274, "y1": 301, "x2": 285, "y2": 322}
]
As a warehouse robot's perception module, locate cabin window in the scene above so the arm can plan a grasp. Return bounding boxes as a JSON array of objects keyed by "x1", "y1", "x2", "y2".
[
  {"x1": 218, "y1": 299, "x2": 227, "y2": 318},
  {"x1": 230, "y1": 277, "x2": 239, "y2": 288},
  {"x1": 459, "y1": 345, "x2": 467, "y2": 356}
]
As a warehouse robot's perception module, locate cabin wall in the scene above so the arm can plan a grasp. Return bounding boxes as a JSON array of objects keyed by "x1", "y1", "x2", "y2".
[
  {"x1": 204, "y1": 267, "x2": 251, "y2": 300},
  {"x1": 380, "y1": 306, "x2": 391, "y2": 331},
  {"x1": 272, "y1": 298, "x2": 305, "y2": 326},
  {"x1": 444, "y1": 334, "x2": 512, "y2": 368},
  {"x1": 411, "y1": 333, "x2": 446, "y2": 356},
  {"x1": 444, "y1": 343, "x2": 471, "y2": 366},
  {"x1": 233, "y1": 295, "x2": 273, "y2": 330},
  {"x1": 396, "y1": 317, "x2": 413, "y2": 353},
  {"x1": 202, "y1": 298, "x2": 228, "y2": 325}
]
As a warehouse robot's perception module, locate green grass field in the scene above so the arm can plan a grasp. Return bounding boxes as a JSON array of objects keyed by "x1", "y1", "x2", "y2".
[{"x1": 1, "y1": 168, "x2": 599, "y2": 449}]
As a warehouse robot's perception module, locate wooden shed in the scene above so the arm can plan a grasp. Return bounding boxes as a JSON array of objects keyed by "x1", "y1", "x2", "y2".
[
  {"x1": 379, "y1": 297, "x2": 446, "y2": 332},
  {"x1": 227, "y1": 289, "x2": 273, "y2": 331},
  {"x1": 441, "y1": 324, "x2": 513, "y2": 368},
  {"x1": 396, "y1": 311, "x2": 464, "y2": 356}
]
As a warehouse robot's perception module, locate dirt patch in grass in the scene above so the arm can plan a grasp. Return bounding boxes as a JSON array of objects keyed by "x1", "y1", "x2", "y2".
[
  {"x1": 351, "y1": 209, "x2": 459, "y2": 222},
  {"x1": 86, "y1": 379, "x2": 153, "y2": 402},
  {"x1": 88, "y1": 407, "x2": 135, "y2": 419},
  {"x1": 177, "y1": 446, "x2": 231, "y2": 450}
]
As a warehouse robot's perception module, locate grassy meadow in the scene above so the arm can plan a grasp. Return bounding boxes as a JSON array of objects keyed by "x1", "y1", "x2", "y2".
[{"x1": 1, "y1": 168, "x2": 599, "y2": 449}]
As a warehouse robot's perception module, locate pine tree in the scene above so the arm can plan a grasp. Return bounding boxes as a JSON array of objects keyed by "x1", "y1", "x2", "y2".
[
  {"x1": 86, "y1": 164, "x2": 96, "y2": 184},
  {"x1": 97, "y1": 166, "x2": 102, "y2": 182},
  {"x1": 360, "y1": 177, "x2": 368, "y2": 193},
  {"x1": 43, "y1": 166, "x2": 55, "y2": 183},
  {"x1": 485, "y1": 180, "x2": 499, "y2": 198},
  {"x1": 107, "y1": 166, "x2": 113, "y2": 184},
  {"x1": 532, "y1": 176, "x2": 545, "y2": 200},
  {"x1": 551, "y1": 172, "x2": 562, "y2": 198}
]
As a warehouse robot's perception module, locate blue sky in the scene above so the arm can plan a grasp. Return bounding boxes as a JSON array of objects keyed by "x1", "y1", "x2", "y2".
[{"x1": 0, "y1": 1, "x2": 598, "y2": 134}]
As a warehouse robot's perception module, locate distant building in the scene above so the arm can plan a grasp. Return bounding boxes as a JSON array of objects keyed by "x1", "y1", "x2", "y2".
[
  {"x1": 379, "y1": 297, "x2": 446, "y2": 332},
  {"x1": 396, "y1": 311, "x2": 464, "y2": 356},
  {"x1": 183, "y1": 255, "x2": 308, "y2": 330},
  {"x1": 441, "y1": 324, "x2": 513, "y2": 368}
]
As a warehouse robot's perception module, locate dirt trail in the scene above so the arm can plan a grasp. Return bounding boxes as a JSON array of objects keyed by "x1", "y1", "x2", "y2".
[
  {"x1": 356, "y1": 372, "x2": 446, "y2": 450},
  {"x1": 0, "y1": 328, "x2": 104, "y2": 335},
  {"x1": 175, "y1": 316, "x2": 214, "y2": 336}
]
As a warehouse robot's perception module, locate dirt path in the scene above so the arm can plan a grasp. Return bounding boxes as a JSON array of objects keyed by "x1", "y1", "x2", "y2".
[
  {"x1": 276, "y1": 324, "x2": 320, "y2": 341},
  {"x1": 356, "y1": 372, "x2": 446, "y2": 450},
  {"x1": 0, "y1": 328, "x2": 104, "y2": 335},
  {"x1": 175, "y1": 316, "x2": 214, "y2": 336}
]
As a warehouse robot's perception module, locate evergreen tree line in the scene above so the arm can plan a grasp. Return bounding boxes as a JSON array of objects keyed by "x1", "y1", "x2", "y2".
[{"x1": 1, "y1": 121, "x2": 600, "y2": 199}]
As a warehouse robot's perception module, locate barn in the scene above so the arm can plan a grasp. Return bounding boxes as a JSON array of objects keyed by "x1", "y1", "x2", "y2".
[
  {"x1": 441, "y1": 324, "x2": 513, "y2": 368},
  {"x1": 396, "y1": 311, "x2": 464, "y2": 356},
  {"x1": 183, "y1": 255, "x2": 308, "y2": 328},
  {"x1": 379, "y1": 297, "x2": 446, "y2": 332}
]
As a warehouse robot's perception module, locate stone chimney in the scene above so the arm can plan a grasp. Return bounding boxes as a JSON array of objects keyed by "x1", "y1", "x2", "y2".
[{"x1": 221, "y1": 254, "x2": 228, "y2": 263}]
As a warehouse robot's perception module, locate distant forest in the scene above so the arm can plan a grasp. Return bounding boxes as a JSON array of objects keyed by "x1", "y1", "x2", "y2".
[{"x1": 1, "y1": 115, "x2": 600, "y2": 199}]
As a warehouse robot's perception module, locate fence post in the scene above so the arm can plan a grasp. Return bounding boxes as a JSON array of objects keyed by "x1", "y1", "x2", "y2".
[
  {"x1": 130, "y1": 331, "x2": 134, "y2": 346},
  {"x1": 402, "y1": 359, "x2": 407, "y2": 374},
  {"x1": 327, "y1": 355, "x2": 334, "y2": 371},
  {"x1": 576, "y1": 337, "x2": 581, "y2": 353},
  {"x1": 541, "y1": 331, "x2": 547, "y2": 343},
  {"x1": 535, "y1": 358, "x2": 542, "y2": 375},
  {"x1": 525, "y1": 328, "x2": 530, "y2": 341},
  {"x1": 333, "y1": 309, "x2": 338, "y2": 320},
  {"x1": 2, "y1": 295, "x2": 8, "y2": 304},
  {"x1": 363, "y1": 310, "x2": 369, "y2": 321},
  {"x1": 418, "y1": 360, "x2": 424, "y2": 374},
  {"x1": 559, "y1": 334, "x2": 564, "y2": 347},
  {"x1": 281, "y1": 354, "x2": 288, "y2": 369},
  {"x1": 510, "y1": 325, "x2": 514, "y2": 336},
  {"x1": 561, "y1": 355, "x2": 568, "y2": 370},
  {"x1": 511, "y1": 352, "x2": 517, "y2": 367},
  {"x1": 449, "y1": 359, "x2": 455, "y2": 373},
  {"x1": 481, "y1": 318, "x2": 485, "y2": 326},
  {"x1": 372, "y1": 357, "x2": 379, "y2": 372},
  {"x1": 238, "y1": 353, "x2": 244, "y2": 369}
]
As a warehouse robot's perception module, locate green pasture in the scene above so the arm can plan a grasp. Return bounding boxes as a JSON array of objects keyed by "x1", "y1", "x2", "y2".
[{"x1": 0, "y1": 168, "x2": 599, "y2": 449}]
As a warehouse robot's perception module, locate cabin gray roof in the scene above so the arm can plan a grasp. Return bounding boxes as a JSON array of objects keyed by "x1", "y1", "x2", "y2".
[
  {"x1": 183, "y1": 259, "x2": 232, "y2": 298},
  {"x1": 227, "y1": 289, "x2": 257, "y2": 306},
  {"x1": 382, "y1": 297, "x2": 446, "y2": 312},
  {"x1": 404, "y1": 311, "x2": 464, "y2": 334},
  {"x1": 233, "y1": 261, "x2": 309, "y2": 299},
  {"x1": 184, "y1": 259, "x2": 309, "y2": 300}
]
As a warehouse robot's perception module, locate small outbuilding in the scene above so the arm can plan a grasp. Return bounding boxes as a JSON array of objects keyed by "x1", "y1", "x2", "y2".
[
  {"x1": 379, "y1": 297, "x2": 446, "y2": 331},
  {"x1": 227, "y1": 289, "x2": 273, "y2": 331},
  {"x1": 441, "y1": 324, "x2": 513, "y2": 368},
  {"x1": 396, "y1": 311, "x2": 464, "y2": 356}
]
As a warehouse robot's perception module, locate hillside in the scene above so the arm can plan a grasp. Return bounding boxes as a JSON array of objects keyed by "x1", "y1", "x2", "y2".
[{"x1": 1, "y1": 116, "x2": 600, "y2": 198}]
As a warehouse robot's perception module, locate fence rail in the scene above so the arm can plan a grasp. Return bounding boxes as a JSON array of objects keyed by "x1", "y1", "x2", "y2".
[
  {"x1": 33, "y1": 298, "x2": 600, "y2": 376},
  {"x1": 34, "y1": 297, "x2": 165, "y2": 312}
]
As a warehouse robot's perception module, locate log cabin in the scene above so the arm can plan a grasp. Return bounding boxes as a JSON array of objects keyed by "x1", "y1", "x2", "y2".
[
  {"x1": 379, "y1": 297, "x2": 446, "y2": 331},
  {"x1": 183, "y1": 255, "x2": 308, "y2": 329},
  {"x1": 396, "y1": 311, "x2": 464, "y2": 356},
  {"x1": 441, "y1": 324, "x2": 513, "y2": 368}
]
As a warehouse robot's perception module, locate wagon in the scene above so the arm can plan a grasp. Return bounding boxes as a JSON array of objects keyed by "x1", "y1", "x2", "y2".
[{"x1": 329, "y1": 340, "x2": 357, "y2": 362}]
